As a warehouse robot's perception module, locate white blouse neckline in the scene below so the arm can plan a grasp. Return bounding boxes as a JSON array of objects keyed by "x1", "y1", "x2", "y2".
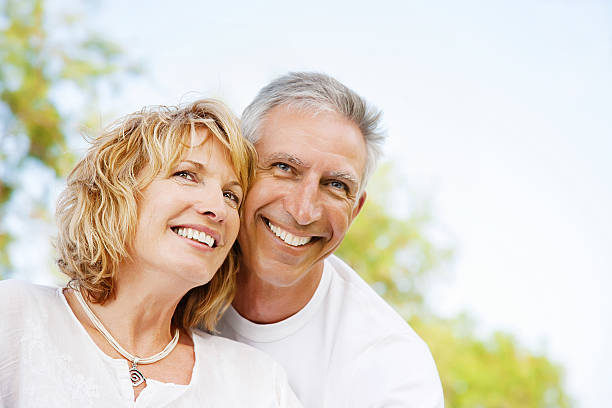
[{"x1": 57, "y1": 287, "x2": 197, "y2": 389}]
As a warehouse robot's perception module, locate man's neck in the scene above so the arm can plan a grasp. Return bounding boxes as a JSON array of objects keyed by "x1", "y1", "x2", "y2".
[{"x1": 232, "y1": 264, "x2": 324, "y2": 324}]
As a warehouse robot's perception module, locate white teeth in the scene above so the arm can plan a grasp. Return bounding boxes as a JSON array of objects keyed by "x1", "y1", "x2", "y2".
[
  {"x1": 268, "y1": 221, "x2": 312, "y2": 247},
  {"x1": 174, "y1": 227, "x2": 215, "y2": 248}
]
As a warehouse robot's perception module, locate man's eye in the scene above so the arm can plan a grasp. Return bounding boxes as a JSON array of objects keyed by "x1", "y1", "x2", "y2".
[
  {"x1": 274, "y1": 163, "x2": 291, "y2": 172},
  {"x1": 329, "y1": 180, "x2": 348, "y2": 192},
  {"x1": 173, "y1": 170, "x2": 195, "y2": 181}
]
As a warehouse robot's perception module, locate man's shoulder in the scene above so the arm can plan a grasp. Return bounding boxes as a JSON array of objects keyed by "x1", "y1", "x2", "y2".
[
  {"x1": 322, "y1": 256, "x2": 444, "y2": 407},
  {"x1": 325, "y1": 255, "x2": 415, "y2": 338}
]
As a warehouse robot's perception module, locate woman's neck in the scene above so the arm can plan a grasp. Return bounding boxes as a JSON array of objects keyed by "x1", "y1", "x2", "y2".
[{"x1": 71, "y1": 262, "x2": 193, "y2": 358}]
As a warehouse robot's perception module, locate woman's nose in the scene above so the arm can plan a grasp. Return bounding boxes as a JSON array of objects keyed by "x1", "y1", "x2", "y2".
[{"x1": 193, "y1": 184, "x2": 228, "y2": 222}]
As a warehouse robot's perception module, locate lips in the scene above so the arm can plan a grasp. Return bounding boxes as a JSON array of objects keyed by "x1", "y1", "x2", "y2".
[{"x1": 264, "y1": 218, "x2": 314, "y2": 247}]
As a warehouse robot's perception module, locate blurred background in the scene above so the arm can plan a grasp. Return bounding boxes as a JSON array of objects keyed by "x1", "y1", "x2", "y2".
[{"x1": 1, "y1": 0, "x2": 610, "y2": 406}]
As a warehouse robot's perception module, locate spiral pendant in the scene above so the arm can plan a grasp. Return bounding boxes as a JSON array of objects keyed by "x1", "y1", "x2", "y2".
[{"x1": 130, "y1": 361, "x2": 146, "y2": 387}]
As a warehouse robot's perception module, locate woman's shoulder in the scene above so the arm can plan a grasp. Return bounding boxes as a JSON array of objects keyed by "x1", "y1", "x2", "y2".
[
  {"x1": 0, "y1": 280, "x2": 63, "y2": 346},
  {"x1": 0, "y1": 279, "x2": 62, "y2": 312},
  {"x1": 0, "y1": 278, "x2": 58, "y2": 297}
]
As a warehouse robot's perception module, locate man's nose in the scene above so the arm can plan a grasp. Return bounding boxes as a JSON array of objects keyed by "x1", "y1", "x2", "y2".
[{"x1": 284, "y1": 178, "x2": 322, "y2": 226}]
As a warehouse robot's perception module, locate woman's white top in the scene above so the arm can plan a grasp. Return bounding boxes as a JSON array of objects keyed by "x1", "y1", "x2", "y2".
[{"x1": 0, "y1": 280, "x2": 302, "y2": 408}]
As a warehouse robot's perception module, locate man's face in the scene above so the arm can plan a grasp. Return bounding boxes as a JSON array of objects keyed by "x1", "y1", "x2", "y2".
[{"x1": 238, "y1": 105, "x2": 367, "y2": 288}]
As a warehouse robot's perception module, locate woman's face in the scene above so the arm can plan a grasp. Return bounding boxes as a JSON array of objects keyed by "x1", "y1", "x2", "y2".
[{"x1": 129, "y1": 128, "x2": 243, "y2": 288}]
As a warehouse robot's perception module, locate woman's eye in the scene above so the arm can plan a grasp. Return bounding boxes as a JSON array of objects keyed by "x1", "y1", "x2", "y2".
[
  {"x1": 174, "y1": 170, "x2": 195, "y2": 181},
  {"x1": 224, "y1": 191, "x2": 241, "y2": 207}
]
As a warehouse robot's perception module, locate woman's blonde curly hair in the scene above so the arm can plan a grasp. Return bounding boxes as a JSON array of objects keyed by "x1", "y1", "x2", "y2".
[{"x1": 56, "y1": 99, "x2": 256, "y2": 331}]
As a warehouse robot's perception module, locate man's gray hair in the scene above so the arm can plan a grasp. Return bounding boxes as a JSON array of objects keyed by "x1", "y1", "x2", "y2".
[{"x1": 242, "y1": 72, "x2": 386, "y2": 197}]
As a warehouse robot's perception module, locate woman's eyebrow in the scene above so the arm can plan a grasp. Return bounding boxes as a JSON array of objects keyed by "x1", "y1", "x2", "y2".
[
  {"x1": 180, "y1": 159, "x2": 205, "y2": 169},
  {"x1": 180, "y1": 159, "x2": 242, "y2": 189},
  {"x1": 228, "y1": 180, "x2": 243, "y2": 192}
]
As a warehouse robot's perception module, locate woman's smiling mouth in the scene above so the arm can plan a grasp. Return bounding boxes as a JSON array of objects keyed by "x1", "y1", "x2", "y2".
[{"x1": 172, "y1": 227, "x2": 217, "y2": 248}]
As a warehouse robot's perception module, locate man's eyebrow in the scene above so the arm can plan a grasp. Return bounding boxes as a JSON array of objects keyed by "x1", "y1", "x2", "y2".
[
  {"x1": 263, "y1": 153, "x2": 306, "y2": 168},
  {"x1": 328, "y1": 171, "x2": 359, "y2": 189}
]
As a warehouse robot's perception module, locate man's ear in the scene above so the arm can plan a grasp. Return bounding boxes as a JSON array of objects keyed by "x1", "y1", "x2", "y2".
[{"x1": 351, "y1": 191, "x2": 367, "y2": 221}]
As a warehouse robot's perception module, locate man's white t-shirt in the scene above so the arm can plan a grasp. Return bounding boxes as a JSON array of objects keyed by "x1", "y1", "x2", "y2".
[
  {"x1": 0, "y1": 279, "x2": 301, "y2": 408},
  {"x1": 218, "y1": 255, "x2": 444, "y2": 408}
]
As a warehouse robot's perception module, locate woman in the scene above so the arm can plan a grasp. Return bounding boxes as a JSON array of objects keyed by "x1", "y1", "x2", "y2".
[{"x1": 0, "y1": 100, "x2": 301, "y2": 407}]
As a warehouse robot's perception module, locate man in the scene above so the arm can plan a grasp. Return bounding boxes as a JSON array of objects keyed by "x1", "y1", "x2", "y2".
[{"x1": 218, "y1": 72, "x2": 444, "y2": 407}]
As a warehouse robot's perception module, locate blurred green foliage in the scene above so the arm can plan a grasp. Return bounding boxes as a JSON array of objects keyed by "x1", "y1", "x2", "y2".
[
  {"x1": 337, "y1": 168, "x2": 572, "y2": 407},
  {"x1": 338, "y1": 165, "x2": 453, "y2": 317},
  {"x1": 412, "y1": 316, "x2": 571, "y2": 407},
  {"x1": 0, "y1": 0, "x2": 131, "y2": 277}
]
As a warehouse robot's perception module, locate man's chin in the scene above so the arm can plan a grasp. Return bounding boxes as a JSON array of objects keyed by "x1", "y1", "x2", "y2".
[
  {"x1": 250, "y1": 257, "x2": 322, "y2": 288},
  {"x1": 254, "y1": 267, "x2": 309, "y2": 288}
]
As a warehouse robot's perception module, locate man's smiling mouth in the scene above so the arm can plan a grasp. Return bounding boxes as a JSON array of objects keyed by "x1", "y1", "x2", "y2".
[{"x1": 264, "y1": 219, "x2": 313, "y2": 247}]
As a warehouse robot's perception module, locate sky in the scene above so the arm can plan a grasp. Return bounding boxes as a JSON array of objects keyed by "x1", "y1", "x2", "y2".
[{"x1": 6, "y1": 0, "x2": 612, "y2": 406}]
